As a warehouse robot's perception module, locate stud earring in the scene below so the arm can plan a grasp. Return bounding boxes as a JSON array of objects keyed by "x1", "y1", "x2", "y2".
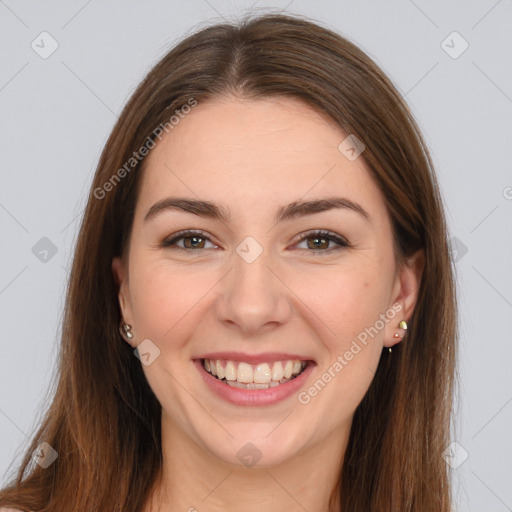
[
  {"x1": 393, "y1": 320, "x2": 408, "y2": 339},
  {"x1": 389, "y1": 320, "x2": 408, "y2": 353},
  {"x1": 119, "y1": 322, "x2": 134, "y2": 340}
]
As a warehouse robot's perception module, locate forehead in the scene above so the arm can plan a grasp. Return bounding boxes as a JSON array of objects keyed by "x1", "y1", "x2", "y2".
[{"x1": 136, "y1": 96, "x2": 388, "y2": 227}]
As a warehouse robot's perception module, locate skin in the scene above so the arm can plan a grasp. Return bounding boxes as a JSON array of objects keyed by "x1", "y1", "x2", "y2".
[{"x1": 112, "y1": 95, "x2": 424, "y2": 512}]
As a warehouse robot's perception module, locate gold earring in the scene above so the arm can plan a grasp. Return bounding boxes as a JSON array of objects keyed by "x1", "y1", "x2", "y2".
[
  {"x1": 389, "y1": 320, "x2": 408, "y2": 353},
  {"x1": 393, "y1": 320, "x2": 408, "y2": 339}
]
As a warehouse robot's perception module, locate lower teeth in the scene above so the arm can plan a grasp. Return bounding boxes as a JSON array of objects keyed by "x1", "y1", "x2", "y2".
[
  {"x1": 210, "y1": 373, "x2": 301, "y2": 390},
  {"x1": 224, "y1": 378, "x2": 291, "y2": 389}
]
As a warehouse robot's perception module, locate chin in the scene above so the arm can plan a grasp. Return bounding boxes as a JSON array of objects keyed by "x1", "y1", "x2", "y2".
[{"x1": 197, "y1": 426, "x2": 308, "y2": 469}]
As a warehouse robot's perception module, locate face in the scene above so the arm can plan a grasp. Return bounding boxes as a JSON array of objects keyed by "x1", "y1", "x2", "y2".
[{"x1": 112, "y1": 96, "x2": 423, "y2": 467}]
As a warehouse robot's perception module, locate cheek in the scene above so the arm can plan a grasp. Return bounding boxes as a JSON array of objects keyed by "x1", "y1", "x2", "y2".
[
  {"x1": 295, "y1": 268, "x2": 391, "y2": 429},
  {"x1": 297, "y1": 261, "x2": 392, "y2": 391},
  {"x1": 294, "y1": 259, "x2": 392, "y2": 344},
  {"x1": 129, "y1": 258, "x2": 218, "y2": 345}
]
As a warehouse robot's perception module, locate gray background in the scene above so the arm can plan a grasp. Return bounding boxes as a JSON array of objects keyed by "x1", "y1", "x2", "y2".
[{"x1": 1, "y1": 1, "x2": 511, "y2": 510}]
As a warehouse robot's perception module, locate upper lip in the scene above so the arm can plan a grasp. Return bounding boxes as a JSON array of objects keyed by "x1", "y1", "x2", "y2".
[{"x1": 195, "y1": 352, "x2": 315, "y2": 365}]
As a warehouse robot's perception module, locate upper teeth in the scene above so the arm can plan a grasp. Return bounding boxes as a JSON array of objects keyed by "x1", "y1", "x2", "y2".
[{"x1": 203, "y1": 359, "x2": 307, "y2": 384}]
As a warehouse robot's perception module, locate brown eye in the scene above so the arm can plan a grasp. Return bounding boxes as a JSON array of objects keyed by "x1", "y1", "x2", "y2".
[
  {"x1": 182, "y1": 235, "x2": 206, "y2": 249},
  {"x1": 161, "y1": 230, "x2": 217, "y2": 250},
  {"x1": 294, "y1": 230, "x2": 350, "y2": 253},
  {"x1": 306, "y1": 235, "x2": 329, "y2": 250}
]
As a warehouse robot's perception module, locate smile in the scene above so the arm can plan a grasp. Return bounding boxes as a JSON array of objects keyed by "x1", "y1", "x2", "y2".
[{"x1": 194, "y1": 352, "x2": 316, "y2": 406}]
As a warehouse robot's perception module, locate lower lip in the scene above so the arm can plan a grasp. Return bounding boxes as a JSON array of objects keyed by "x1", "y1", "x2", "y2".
[{"x1": 194, "y1": 359, "x2": 315, "y2": 407}]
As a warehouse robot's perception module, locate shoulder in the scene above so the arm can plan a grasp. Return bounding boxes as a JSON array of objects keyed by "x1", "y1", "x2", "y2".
[{"x1": 0, "y1": 508, "x2": 25, "y2": 512}]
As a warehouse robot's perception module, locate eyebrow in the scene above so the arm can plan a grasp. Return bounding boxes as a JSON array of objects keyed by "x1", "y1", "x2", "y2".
[{"x1": 143, "y1": 196, "x2": 370, "y2": 224}]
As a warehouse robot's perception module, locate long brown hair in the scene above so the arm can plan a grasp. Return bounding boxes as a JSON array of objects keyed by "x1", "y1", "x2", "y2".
[{"x1": 0, "y1": 12, "x2": 457, "y2": 511}]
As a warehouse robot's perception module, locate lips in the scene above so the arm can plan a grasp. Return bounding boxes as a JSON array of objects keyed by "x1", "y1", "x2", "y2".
[{"x1": 193, "y1": 353, "x2": 316, "y2": 406}]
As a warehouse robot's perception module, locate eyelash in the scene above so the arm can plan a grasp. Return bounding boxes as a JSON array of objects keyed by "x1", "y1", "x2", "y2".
[{"x1": 160, "y1": 229, "x2": 351, "y2": 254}]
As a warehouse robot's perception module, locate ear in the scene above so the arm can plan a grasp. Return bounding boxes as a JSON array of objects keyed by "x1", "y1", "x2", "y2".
[
  {"x1": 384, "y1": 248, "x2": 425, "y2": 349},
  {"x1": 112, "y1": 256, "x2": 135, "y2": 346}
]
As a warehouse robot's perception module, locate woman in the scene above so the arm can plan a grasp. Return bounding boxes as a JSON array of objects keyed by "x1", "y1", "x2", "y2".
[{"x1": 0, "y1": 12, "x2": 457, "y2": 512}]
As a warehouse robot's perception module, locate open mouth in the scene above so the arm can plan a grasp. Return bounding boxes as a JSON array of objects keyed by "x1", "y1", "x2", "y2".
[{"x1": 201, "y1": 358, "x2": 310, "y2": 390}]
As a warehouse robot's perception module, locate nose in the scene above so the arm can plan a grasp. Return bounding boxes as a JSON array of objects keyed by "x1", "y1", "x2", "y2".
[{"x1": 215, "y1": 245, "x2": 292, "y2": 336}]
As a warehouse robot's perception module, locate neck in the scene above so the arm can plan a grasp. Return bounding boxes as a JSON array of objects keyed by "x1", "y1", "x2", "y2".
[{"x1": 145, "y1": 411, "x2": 348, "y2": 512}]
